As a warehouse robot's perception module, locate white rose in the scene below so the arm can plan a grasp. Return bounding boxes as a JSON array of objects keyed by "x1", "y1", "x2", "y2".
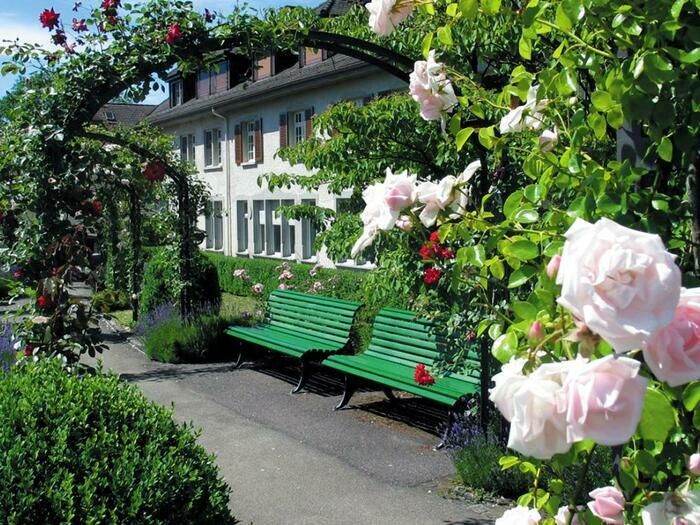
[
  {"x1": 366, "y1": 0, "x2": 413, "y2": 36},
  {"x1": 641, "y1": 490, "x2": 700, "y2": 525},
  {"x1": 556, "y1": 218, "x2": 681, "y2": 352},
  {"x1": 495, "y1": 506, "x2": 541, "y2": 525},
  {"x1": 488, "y1": 358, "x2": 527, "y2": 422},
  {"x1": 499, "y1": 85, "x2": 547, "y2": 134},
  {"x1": 409, "y1": 50, "x2": 458, "y2": 121}
]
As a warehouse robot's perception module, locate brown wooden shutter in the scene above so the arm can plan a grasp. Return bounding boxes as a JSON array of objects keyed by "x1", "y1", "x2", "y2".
[
  {"x1": 254, "y1": 119, "x2": 264, "y2": 163},
  {"x1": 305, "y1": 107, "x2": 315, "y2": 140},
  {"x1": 234, "y1": 124, "x2": 242, "y2": 165},
  {"x1": 279, "y1": 113, "x2": 288, "y2": 149}
]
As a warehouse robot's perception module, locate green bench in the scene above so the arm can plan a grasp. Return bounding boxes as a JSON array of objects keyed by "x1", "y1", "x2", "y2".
[
  {"x1": 322, "y1": 307, "x2": 482, "y2": 445},
  {"x1": 225, "y1": 289, "x2": 362, "y2": 393}
]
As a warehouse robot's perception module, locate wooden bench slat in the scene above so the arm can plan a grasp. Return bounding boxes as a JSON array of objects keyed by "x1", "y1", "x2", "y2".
[
  {"x1": 267, "y1": 305, "x2": 354, "y2": 332},
  {"x1": 268, "y1": 296, "x2": 358, "y2": 319},
  {"x1": 267, "y1": 301, "x2": 356, "y2": 325},
  {"x1": 272, "y1": 289, "x2": 361, "y2": 311}
]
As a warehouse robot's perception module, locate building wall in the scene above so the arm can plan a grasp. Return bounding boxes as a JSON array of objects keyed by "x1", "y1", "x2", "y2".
[{"x1": 158, "y1": 67, "x2": 406, "y2": 267}]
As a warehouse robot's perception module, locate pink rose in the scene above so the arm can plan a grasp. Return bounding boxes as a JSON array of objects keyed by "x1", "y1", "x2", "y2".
[
  {"x1": 507, "y1": 362, "x2": 576, "y2": 459},
  {"x1": 588, "y1": 487, "x2": 625, "y2": 525},
  {"x1": 395, "y1": 215, "x2": 413, "y2": 232},
  {"x1": 383, "y1": 170, "x2": 417, "y2": 211},
  {"x1": 555, "y1": 506, "x2": 581, "y2": 525},
  {"x1": 562, "y1": 355, "x2": 648, "y2": 446},
  {"x1": 409, "y1": 51, "x2": 458, "y2": 122},
  {"x1": 689, "y1": 453, "x2": 700, "y2": 475},
  {"x1": 366, "y1": 0, "x2": 413, "y2": 36},
  {"x1": 546, "y1": 254, "x2": 561, "y2": 279},
  {"x1": 528, "y1": 320, "x2": 544, "y2": 343},
  {"x1": 557, "y1": 218, "x2": 681, "y2": 352},
  {"x1": 643, "y1": 287, "x2": 700, "y2": 386},
  {"x1": 495, "y1": 506, "x2": 541, "y2": 525}
]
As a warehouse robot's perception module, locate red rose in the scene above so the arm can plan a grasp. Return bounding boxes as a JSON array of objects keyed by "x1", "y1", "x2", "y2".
[
  {"x1": 144, "y1": 161, "x2": 166, "y2": 182},
  {"x1": 101, "y1": 0, "x2": 121, "y2": 9},
  {"x1": 72, "y1": 18, "x2": 87, "y2": 31},
  {"x1": 414, "y1": 364, "x2": 435, "y2": 386},
  {"x1": 418, "y1": 244, "x2": 433, "y2": 260},
  {"x1": 466, "y1": 331, "x2": 476, "y2": 342},
  {"x1": 36, "y1": 295, "x2": 50, "y2": 310},
  {"x1": 40, "y1": 8, "x2": 60, "y2": 30},
  {"x1": 12, "y1": 269, "x2": 23, "y2": 279},
  {"x1": 91, "y1": 200, "x2": 102, "y2": 215},
  {"x1": 429, "y1": 231, "x2": 440, "y2": 243},
  {"x1": 165, "y1": 23, "x2": 183, "y2": 44},
  {"x1": 439, "y1": 247, "x2": 454, "y2": 259},
  {"x1": 24, "y1": 345, "x2": 34, "y2": 357},
  {"x1": 106, "y1": 15, "x2": 119, "y2": 26},
  {"x1": 423, "y1": 267, "x2": 441, "y2": 285}
]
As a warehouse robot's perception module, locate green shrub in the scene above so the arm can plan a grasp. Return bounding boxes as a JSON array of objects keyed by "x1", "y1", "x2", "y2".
[
  {"x1": 0, "y1": 360, "x2": 237, "y2": 525},
  {"x1": 140, "y1": 246, "x2": 221, "y2": 317},
  {"x1": 92, "y1": 288, "x2": 130, "y2": 313},
  {"x1": 142, "y1": 316, "x2": 183, "y2": 363}
]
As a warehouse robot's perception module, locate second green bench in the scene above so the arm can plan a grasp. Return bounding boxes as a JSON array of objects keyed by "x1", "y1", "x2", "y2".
[{"x1": 225, "y1": 289, "x2": 362, "y2": 393}]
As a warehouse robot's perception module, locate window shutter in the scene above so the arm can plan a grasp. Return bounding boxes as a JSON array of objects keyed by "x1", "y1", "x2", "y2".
[
  {"x1": 234, "y1": 124, "x2": 242, "y2": 165},
  {"x1": 305, "y1": 107, "x2": 315, "y2": 139},
  {"x1": 255, "y1": 119, "x2": 264, "y2": 163},
  {"x1": 279, "y1": 113, "x2": 288, "y2": 149}
]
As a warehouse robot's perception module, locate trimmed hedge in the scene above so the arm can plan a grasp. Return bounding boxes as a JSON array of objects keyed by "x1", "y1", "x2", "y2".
[
  {"x1": 140, "y1": 247, "x2": 221, "y2": 317},
  {"x1": 204, "y1": 252, "x2": 367, "y2": 303},
  {"x1": 0, "y1": 360, "x2": 237, "y2": 525}
]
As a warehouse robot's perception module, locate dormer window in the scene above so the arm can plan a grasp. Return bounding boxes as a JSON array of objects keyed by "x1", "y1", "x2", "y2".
[
  {"x1": 104, "y1": 111, "x2": 116, "y2": 122},
  {"x1": 170, "y1": 79, "x2": 183, "y2": 107}
]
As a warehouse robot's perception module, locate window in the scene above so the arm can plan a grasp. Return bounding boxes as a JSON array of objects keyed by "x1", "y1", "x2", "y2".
[
  {"x1": 288, "y1": 110, "x2": 305, "y2": 147},
  {"x1": 205, "y1": 200, "x2": 223, "y2": 251},
  {"x1": 170, "y1": 79, "x2": 183, "y2": 107},
  {"x1": 104, "y1": 111, "x2": 116, "y2": 122},
  {"x1": 301, "y1": 199, "x2": 317, "y2": 260},
  {"x1": 179, "y1": 134, "x2": 195, "y2": 163},
  {"x1": 236, "y1": 201, "x2": 249, "y2": 253},
  {"x1": 204, "y1": 129, "x2": 222, "y2": 167},
  {"x1": 252, "y1": 199, "x2": 295, "y2": 257},
  {"x1": 243, "y1": 121, "x2": 256, "y2": 162}
]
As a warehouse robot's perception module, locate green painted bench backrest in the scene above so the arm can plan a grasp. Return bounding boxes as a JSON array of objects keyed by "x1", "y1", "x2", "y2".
[
  {"x1": 366, "y1": 308, "x2": 481, "y2": 385},
  {"x1": 266, "y1": 289, "x2": 361, "y2": 345}
]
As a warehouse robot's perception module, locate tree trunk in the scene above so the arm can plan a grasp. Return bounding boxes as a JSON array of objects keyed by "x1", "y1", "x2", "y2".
[
  {"x1": 128, "y1": 187, "x2": 142, "y2": 323},
  {"x1": 177, "y1": 177, "x2": 194, "y2": 318},
  {"x1": 688, "y1": 158, "x2": 700, "y2": 277}
]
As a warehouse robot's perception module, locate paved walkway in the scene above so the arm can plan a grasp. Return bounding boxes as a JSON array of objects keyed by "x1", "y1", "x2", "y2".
[{"x1": 88, "y1": 322, "x2": 502, "y2": 525}]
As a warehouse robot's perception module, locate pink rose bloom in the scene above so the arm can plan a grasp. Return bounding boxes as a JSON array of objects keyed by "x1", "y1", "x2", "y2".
[
  {"x1": 383, "y1": 169, "x2": 417, "y2": 211},
  {"x1": 409, "y1": 51, "x2": 458, "y2": 121},
  {"x1": 689, "y1": 453, "x2": 700, "y2": 476},
  {"x1": 562, "y1": 355, "x2": 648, "y2": 446},
  {"x1": 528, "y1": 320, "x2": 544, "y2": 343},
  {"x1": 495, "y1": 506, "x2": 541, "y2": 525},
  {"x1": 366, "y1": 0, "x2": 413, "y2": 36},
  {"x1": 643, "y1": 287, "x2": 700, "y2": 386},
  {"x1": 252, "y1": 283, "x2": 264, "y2": 294},
  {"x1": 395, "y1": 215, "x2": 413, "y2": 232},
  {"x1": 507, "y1": 361, "x2": 577, "y2": 459},
  {"x1": 278, "y1": 283, "x2": 290, "y2": 290},
  {"x1": 556, "y1": 218, "x2": 681, "y2": 352},
  {"x1": 546, "y1": 254, "x2": 561, "y2": 279},
  {"x1": 588, "y1": 487, "x2": 625, "y2": 525},
  {"x1": 489, "y1": 358, "x2": 527, "y2": 422}
]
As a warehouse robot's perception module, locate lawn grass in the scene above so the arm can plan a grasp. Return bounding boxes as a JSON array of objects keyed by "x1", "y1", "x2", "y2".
[{"x1": 110, "y1": 309, "x2": 136, "y2": 331}]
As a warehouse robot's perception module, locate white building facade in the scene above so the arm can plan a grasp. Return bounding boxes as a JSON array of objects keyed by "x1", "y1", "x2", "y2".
[{"x1": 149, "y1": 50, "x2": 406, "y2": 267}]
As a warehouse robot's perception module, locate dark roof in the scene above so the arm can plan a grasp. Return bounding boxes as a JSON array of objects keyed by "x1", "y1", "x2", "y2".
[
  {"x1": 92, "y1": 103, "x2": 158, "y2": 126},
  {"x1": 316, "y1": 0, "x2": 369, "y2": 17},
  {"x1": 149, "y1": 54, "x2": 377, "y2": 125}
]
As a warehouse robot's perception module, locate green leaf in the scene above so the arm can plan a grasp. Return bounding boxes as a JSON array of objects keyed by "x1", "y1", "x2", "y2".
[
  {"x1": 480, "y1": 0, "x2": 502, "y2": 15},
  {"x1": 499, "y1": 455, "x2": 520, "y2": 469},
  {"x1": 503, "y1": 191, "x2": 523, "y2": 219},
  {"x1": 671, "y1": 0, "x2": 686, "y2": 18},
  {"x1": 508, "y1": 240, "x2": 539, "y2": 261},
  {"x1": 459, "y1": 0, "x2": 479, "y2": 18},
  {"x1": 658, "y1": 136, "x2": 673, "y2": 162},
  {"x1": 446, "y1": 3, "x2": 459, "y2": 16},
  {"x1": 490, "y1": 258, "x2": 505, "y2": 279},
  {"x1": 437, "y1": 26, "x2": 454, "y2": 47},
  {"x1": 455, "y1": 127, "x2": 475, "y2": 151},
  {"x1": 591, "y1": 91, "x2": 614, "y2": 111},
  {"x1": 519, "y1": 35, "x2": 532, "y2": 60},
  {"x1": 682, "y1": 382, "x2": 700, "y2": 411},
  {"x1": 680, "y1": 48, "x2": 700, "y2": 64},
  {"x1": 638, "y1": 388, "x2": 677, "y2": 441},
  {"x1": 512, "y1": 301, "x2": 537, "y2": 320},
  {"x1": 588, "y1": 112, "x2": 607, "y2": 140},
  {"x1": 421, "y1": 32, "x2": 434, "y2": 59},
  {"x1": 635, "y1": 450, "x2": 657, "y2": 475},
  {"x1": 512, "y1": 208, "x2": 539, "y2": 224},
  {"x1": 491, "y1": 331, "x2": 519, "y2": 363},
  {"x1": 508, "y1": 265, "x2": 537, "y2": 288},
  {"x1": 555, "y1": 4, "x2": 572, "y2": 31}
]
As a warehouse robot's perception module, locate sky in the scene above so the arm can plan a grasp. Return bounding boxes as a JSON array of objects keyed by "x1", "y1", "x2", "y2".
[{"x1": 0, "y1": 0, "x2": 322, "y2": 104}]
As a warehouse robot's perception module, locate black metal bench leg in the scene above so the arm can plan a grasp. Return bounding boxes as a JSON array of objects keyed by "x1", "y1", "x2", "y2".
[
  {"x1": 383, "y1": 388, "x2": 398, "y2": 404},
  {"x1": 335, "y1": 375, "x2": 357, "y2": 410},
  {"x1": 232, "y1": 344, "x2": 246, "y2": 369},
  {"x1": 292, "y1": 358, "x2": 310, "y2": 394}
]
